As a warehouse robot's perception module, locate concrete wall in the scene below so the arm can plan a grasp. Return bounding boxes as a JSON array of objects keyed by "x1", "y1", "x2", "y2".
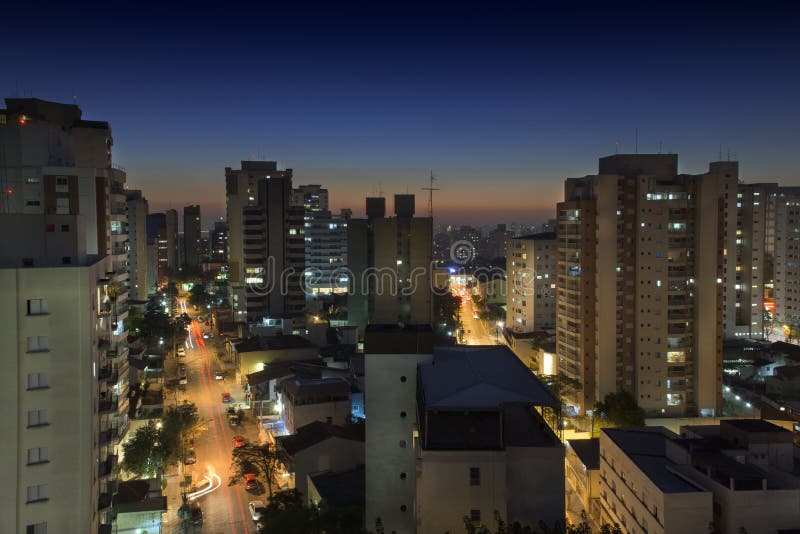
[
  {"x1": 417, "y1": 450, "x2": 507, "y2": 534},
  {"x1": 293, "y1": 437, "x2": 365, "y2": 502},
  {"x1": 284, "y1": 398, "x2": 352, "y2": 435},
  {"x1": 506, "y1": 445, "x2": 565, "y2": 527}
]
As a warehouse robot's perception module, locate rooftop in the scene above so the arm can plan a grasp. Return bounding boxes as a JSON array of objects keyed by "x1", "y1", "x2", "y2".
[
  {"x1": 235, "y1": 334, "x2": 315, "y2": 353},
  {"x1": 419, "y1": 345, "x2": 560, "y2": 409},
  {"x1": 721, "y1": 418, "x2": 791, "y2": 434},
  {"x1": 308, "y1": 465, "x2": 365, "y2": 509},
  {"x1": 567, "y1": 438, "x2": 600, "y2": 470},
  {"x1": 602, "y1": 427, "x2": 705, "y2": 493},
  {"x1": 279, "y1": 376, "x2": 351, "y2": 399},
  {"x1": 514, "y1": 232, "x2": 557, "y2": 241},
  {"x1": 276, "y1": 421, "x2": 364, "y2": 457},
  {"x1": 245, "y1": 359, "x2": 325, "y2": 386}
]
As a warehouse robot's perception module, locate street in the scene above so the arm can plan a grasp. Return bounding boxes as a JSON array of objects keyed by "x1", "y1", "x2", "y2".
[
  {"x1": 452, "y1": 285, "x2": 503, "y2": 346},
  {"x1": 163, "y1": 299, "x2": 261, "y2": 534}
]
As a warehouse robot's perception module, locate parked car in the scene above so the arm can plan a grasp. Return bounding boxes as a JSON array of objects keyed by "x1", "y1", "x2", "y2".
[
  {"x1": 177, "y1": 347, "x2": 186, "y2": 357},
  {"x1": 190, "y1": 504, "x2": 203, "y2": 526},
  {"x1": 197, "y1": 317, "x2": 205, "y2": 323},
  {"x1": 222, "y1": 392, "x2": 232, "y2": 403},
  {"x1": 233, "y1": 435, "x2": 246, "y2": 448},
  {"x1": 202, "y1": 332, "x2": 210, "y2": 339},
  {"x1": 215, "y1": 370, "x2": 224, "y2": 380},
  {"x1": 248, "y1": 500, "x2": 267, "y2": 521},
  {"x1": 184, "y1": 451, "x2": 197, "y2": 465},
  {"x1": 179, "y1": 374, "x2": 188, "y2": 385},
  {"x1": 244, "y1": 473, "x2": 258, "y2": 491}
]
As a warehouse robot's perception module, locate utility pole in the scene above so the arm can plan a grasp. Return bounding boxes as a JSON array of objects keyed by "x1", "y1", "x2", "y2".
[{"x1": 422, "y1": 171, "x2": 440, "y2": 218}]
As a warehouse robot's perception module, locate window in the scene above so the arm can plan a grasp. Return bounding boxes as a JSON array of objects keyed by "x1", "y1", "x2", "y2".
[
  {"x1": 27, "y1": 447, "x2": 49, "y2": 465},
  {"x1": 61, "y1": 256, "x2": 71, "y2": 265},
  {"x1": 55, "y1": 176, "x2": 69, "y2": 193},
  {"x1": 26, "y1": 523, "x2": 47, "y2": 534},
  {"x1": 27, "y1": 409, "x2": 48, "y2": 427},
  {"x1": 26, "y1": 336, "x2": 49, "y2": 352},
  {"x1": 470, "y1": 510, "x2": 481, "y2": 522},
  {"x1": 26, "y1": 200, "x2": 41, "y2": 207},
  {"x1": 27, "y1": 299, "x2": 48, "y2": 315},
  {"x1": 470, "y1": 467, "x2": 481, "y2": 486},
  {"x1": 60, "y1": 224, "x2": 69, "y2": 232},
  {"x1": 25, "y1": 177, "x2": 40, "y2": 184},
  {"x1": 55, "y1": 197, "x2": 69, "y2": 214},
  {"x1": 26, "y1": 484, "x2": 48, "y2": 503},
  {"x1": 27, "y1": 373, "x2": 49, "y2": 390}
]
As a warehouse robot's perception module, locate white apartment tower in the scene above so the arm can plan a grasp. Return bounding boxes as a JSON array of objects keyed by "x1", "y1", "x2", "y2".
[
  {"x1": 506, "y1": 232, "x2": 557, "y2": 334},
  {"x1": 0, "y1": 98, "x2": 130, "y2": 533},
  {"x1": 556, "y1": 154, "x2": 736, "y2": 417}
]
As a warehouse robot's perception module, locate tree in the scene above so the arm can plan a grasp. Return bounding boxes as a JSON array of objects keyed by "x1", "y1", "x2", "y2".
[
  {"x1": 161, "y1": 403, "x2": 203, "y2": 466},
  {"x1": 542, "y1": 373, "x2": 582, "y2": 405},
  {"x1": 230, "y1": 443, "x2": 287, "y2": 497},
  {"x1": 256, "y1": 489, "x2": 366, "y2": 534},
  {"x1": 434, "y1": 289, "x2": 463, "y2": 337},
  {"x1": 189, "y1": 283, "x2": 212, "y2": 309},
  {"x1": 461, "y1": 511, "x2": 620, "y2": 534},
  {"x1": 593, "y1": 390, "x2": 646, "y2": 435},
  {"x1": 121, "y1": 421, "x2": 166, "y2": 478}
]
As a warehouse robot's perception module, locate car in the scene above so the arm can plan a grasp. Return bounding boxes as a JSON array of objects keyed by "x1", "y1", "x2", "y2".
[
  {"x1": 227, "y1": 407, "x2": 237, "y2": 416},
  {"x1": 244, "y1": 473, "x2": 258, "y2": 491},
  {"x1": 190, "y1": 504, "x2": 203, "y2": 526},
  {"x1": 202, "y1": 333, "x2": 209, "y2": 339},
  {"x1": 186, "y1": 438, "x2": 195, "y2": 450},
  {"x1": 222, "y1": 392, "x2": 232, "y2": 403},
  {"x1": 184, "y1": 451, "x2": 197, "y2": 465},
  {"x1": 179, "y1": 375, "x2": 188, "y2": 385},
  {"x1": 214, "y1": 370, "x2": 224, "y2": 380},
  {"x1": 228, "y1": 414, "x2": 240, "y2": 426},
  {"x1": 233, "y1": 435, "x2": 246, "y2": 448},
  {"x1": 177, "y1": 347, "x2": 186, "y2": 357},
  {"x1": 197, "y1": 317, "x2": 205, "y2": 323},
  {"x1": 248, "y1": 500, "x2": 267, "y2": 521}
]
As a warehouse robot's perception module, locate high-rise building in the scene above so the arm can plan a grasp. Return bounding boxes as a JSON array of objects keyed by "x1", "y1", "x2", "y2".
[
  {"x1": 147, "y1": 211, "x2": 178, "y2": 280},
  {"x1": 484, "y1": 223, "x2": 513, "y2": 260},
  {"x1": 348, "y1": 195, "x2": 433, "y2": 334},
  {"x1": 556, "y1": 154, "x2": 737, "y2": 417},
  {"x1": 183, "y1": 204, "x2": 201, "y2": 267},
  {"x1": 506, "y1": 233, "x2": 557, "y2": 334},
  {"x1": 0, "y1": 98, "x2": 129, "y2": 532},
  {"x1": 211, "y1": 220, "x2": 228, "y2": 262},
  {"x1": 126, "y1": 190, "x2": 149, "y2": 300},
  {"x1": 771, "y1": 187, "x2": 800, "y2": 331},
  {"x1": 226, "y1": 161, "x2": 305, "y2": 324}
]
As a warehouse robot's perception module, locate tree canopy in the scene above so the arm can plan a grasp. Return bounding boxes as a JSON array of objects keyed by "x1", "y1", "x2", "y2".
[
  {"x1": 256, "y1": 489, "x2": 365, "y2": 534},
  {"x1": 593, "y1": 390, "x2": 646, "y2": 433},
  {"x1": 230, "y1": 442, "x2": 287, "y2": 497}
]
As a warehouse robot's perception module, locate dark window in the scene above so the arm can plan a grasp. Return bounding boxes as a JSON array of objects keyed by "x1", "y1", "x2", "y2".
[
  {"x1": 60, "y1": 225, "x2": 69, "y2": 232},
  {"x1": 470, "y1": 509, "x2": 481, "y2": 522},
  {"x1": 400, "y1": 505, "x2": 407, "y2": 512},
  {"x1": 399, "y1": 472, "x2": 407, "y2": 480},
  {"x1": 61, "y1": 256, "x2": 71, "y2": 265},
  {"x1": 45, "y1": 224, "x2": 55, "y2": 232},
  {"x1": 400, "y1": 411, "x2": 407, "y2": 418},
  {"x1": 470, "y1": 467, "x2": 481, "y2": 486},
  {"x1": 400, "y1": 375, "x2": 407, "y2": 382}
]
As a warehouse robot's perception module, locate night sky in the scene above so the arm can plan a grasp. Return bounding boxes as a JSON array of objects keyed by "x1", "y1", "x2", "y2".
[{"x1": 3, "y1": 3, "x2": 799, "y2": 226}]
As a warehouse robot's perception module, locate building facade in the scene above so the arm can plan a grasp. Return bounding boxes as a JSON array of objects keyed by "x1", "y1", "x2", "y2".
[
  {"x1": 183, "y1": 204, "x2": 201, "y2": 267},
  {"x1": 556, "y1": 154, "x2": 736, "y2": 417},
  {"x1": 348, "y1": 195, "x2": 433, "y2": 335},
  {"x1": 225, "y1": 161, "x2": 305, "y2": 325},
  {"x1": 506, "y1": 233, "x2": 557, "y2": 334},
  {"x1": 211, "y1": 220, "x2": 228, "y2": 263},
  {"x1": 126, "y1": 190, "x2": 149, "y2": 300}
]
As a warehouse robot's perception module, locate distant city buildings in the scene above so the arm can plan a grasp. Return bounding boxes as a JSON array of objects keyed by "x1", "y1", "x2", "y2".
[
  {"x1": 211, "y1": 219, "x2": 228, "y2": 262},
  {"x1": 183, "y1": 204, "x2": 201, "y2": 267},
  {"x1": 147, "y1": 210, "x2": 178, "y2": 280},
  {"x1": 225, "y1": 161, "x2": 305, "y2": 325},
  {"x1": 506, "y1": 232, "x2": 556, "y2": 334},
  {"x1": 0, "y1": 98, "x2": 129, "y2": 533},
  {"x1": 348, "y1": 195, "x2": 433, "y2": 334},
  {"x1": 126, "y1": 190, "x2": 149, "y2": 300}
]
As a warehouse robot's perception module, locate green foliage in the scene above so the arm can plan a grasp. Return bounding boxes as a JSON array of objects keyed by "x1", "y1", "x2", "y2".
[
  {"x1": 121, "y1": 421, "x2": 165, "y2": 478},
  {"x1": 542, "y1": 373, "x2": 583, "y2": 404},
  {"x1": 593, "y1": 390, "x2": 646, "y2": 434},
  {"x1": 460, "y1": 511, "x2": 620, "y2": 534},
  {"x1": 256, "y1": 489, "x2": 365, "y2": 534},
  {"x1": 434, "y1": 288, "x2": 463, "y2": 336},
  {"x1": 161, "y1": 403, "x2": 202, "y2": 465},
  {"x1": 188, "y1": 283, "x2": 212, "y2": 308},
  {"x1": 230, "y1": 443, "x2": 287, "y2": 497},
  {"x1": 133, "y1": 296, "x2": 185, "y2": 346}
]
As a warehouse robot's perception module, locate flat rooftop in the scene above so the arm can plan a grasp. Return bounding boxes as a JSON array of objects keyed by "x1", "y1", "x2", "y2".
[{"x1": 567, "y1": 438, "x2": 600, "y2": 470}]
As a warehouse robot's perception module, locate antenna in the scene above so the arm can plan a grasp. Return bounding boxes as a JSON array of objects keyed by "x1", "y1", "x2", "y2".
[
  {"x1": 615, "y1": 141, "x2": 620, "y2": 154},
  {"x1": 658, "y1": 140, "x2": 663, "y2": 154},
  {"x1": 635, "y1": 128, "x2": 639, "y2": 154},
  {"x1": 377, "y1": 181, "x2": 384, "y2": 198},
  {"x1": 422, "y1": 171, "x2": 440, "y2": 218},
  {"x1": 718, "y1": 144, "x2": 722, "y2": 161}
]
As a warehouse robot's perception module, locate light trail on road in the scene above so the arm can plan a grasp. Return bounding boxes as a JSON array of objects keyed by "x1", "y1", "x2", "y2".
[{"x1": 187, "y1": 472, "x2": 222, "y2": 501}]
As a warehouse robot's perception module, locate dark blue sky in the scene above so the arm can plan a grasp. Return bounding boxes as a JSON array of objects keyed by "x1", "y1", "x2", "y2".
[{"x1": 3, "y1": 3, "x2": 799, "y2": 225}]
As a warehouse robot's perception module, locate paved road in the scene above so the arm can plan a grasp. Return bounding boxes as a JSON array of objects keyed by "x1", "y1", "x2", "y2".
[
  {"x1": 459, "y1": 296, "x2": 501, "y2": 346},
  {"x1": 166, "y1": 299, "x2": 261, "y2": 534}
]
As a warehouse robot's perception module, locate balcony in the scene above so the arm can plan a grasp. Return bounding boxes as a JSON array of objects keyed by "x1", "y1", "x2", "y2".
[
  {"x1": 98, "y1": 492, "x2": 112, "y2": 511},
  {"x1": 99, "y1": 394, "x2": 119, "y2": 414},
  {"x1": 98, "y1": 366, "x2": 118, "y2": 384},
  {"x1": 99, "y1": 454, "x2": 118, "y2": 478}
]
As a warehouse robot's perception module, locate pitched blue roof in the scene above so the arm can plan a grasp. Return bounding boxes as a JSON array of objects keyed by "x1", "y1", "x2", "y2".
[{"x1": 420, "y1": 345, "x2": 559, "y2": 409}]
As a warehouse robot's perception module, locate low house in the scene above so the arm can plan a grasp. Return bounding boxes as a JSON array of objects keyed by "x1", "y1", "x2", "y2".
[
  {"x1": 245, "y1": 359, "x2": 325, "y2": 411},
  {"x1": 233, "y1": 334, "x2": 318, "y2": 376},
  {"x1": 766, "y1": 365, "x2": 800, "y2": 399},
  {"x1": 114, "y1": 478, "x2": 167, "y2": 534},
  {"x1": 308, "y1": 465, "x2": 365, "y2": 512},
  {"x1": 277, "y1": 376, "x2": 351, "y2": 434},
  {"x1": 276, "y1": 421, "x2": 365, "y2": 499}
]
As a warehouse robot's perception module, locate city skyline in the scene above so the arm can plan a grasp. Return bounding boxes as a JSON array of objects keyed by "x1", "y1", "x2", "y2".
[{"x1": 2, "y1": 4, "x2": 800, "y2": 225}]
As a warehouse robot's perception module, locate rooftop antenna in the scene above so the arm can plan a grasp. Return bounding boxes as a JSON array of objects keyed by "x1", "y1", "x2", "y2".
[
  {"x1": 658, "y1": 140, "x2": 663, "y2": 154},
  {"x1": 377, "y1": 180, "x2": 384, "y2": 198},
  {"x1": 422, "y1": 171, "x2": 440, "y2": 218},
  {"x1": 635, "y1": 128, "x2": 639, "y2": 154},
  {"x1": 727, "y1": 147, "x2": 731, "y2": 161},
  {"x1": 718, "y1": 144, "x2": 723, "y2": 161},
  {"x1": 615, "y1": 141, "x2": 620, "y2": 154}
]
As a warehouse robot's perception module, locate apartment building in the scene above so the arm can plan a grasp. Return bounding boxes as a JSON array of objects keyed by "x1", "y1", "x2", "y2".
[
  {"x1": 0, "y1": 98, "x2": 130, "y2": 533},
  {"x1": 772, "y1": 187, "x2": 800, "y2": 330},
  {"x1": 506, "y1": 232, "x2": 557, "y2": 334},
  {"x1": 600, "y1": 422, "x2": 800, "y2": 534},
  {"x1": 348, "y1": 195, "x2": 433, "y2": 335},
  {"x1": 364, "y1": 326, "x2": 564, "y2": 534},
  {"x1": 126, "y1": 190, "x2": 149, "y2": 300},
  {"x1": 556, "y1": 154, "x2": 736, "y2": 417},
  {"x1": 225, "y1": 161, "x2": 305, "y2": 325},
  {"x1": 146, "y1": 210, "x2": 177, "y2": 280},
  {"x1": 0, "y1": 215, "x2": 130, "y2": 534},
  {"x1": 183, "y1": 204, "x2": 201, "y2": 267},
  {"x1": 211, "y1": 220, "x2": 228, "y2": 262}
]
